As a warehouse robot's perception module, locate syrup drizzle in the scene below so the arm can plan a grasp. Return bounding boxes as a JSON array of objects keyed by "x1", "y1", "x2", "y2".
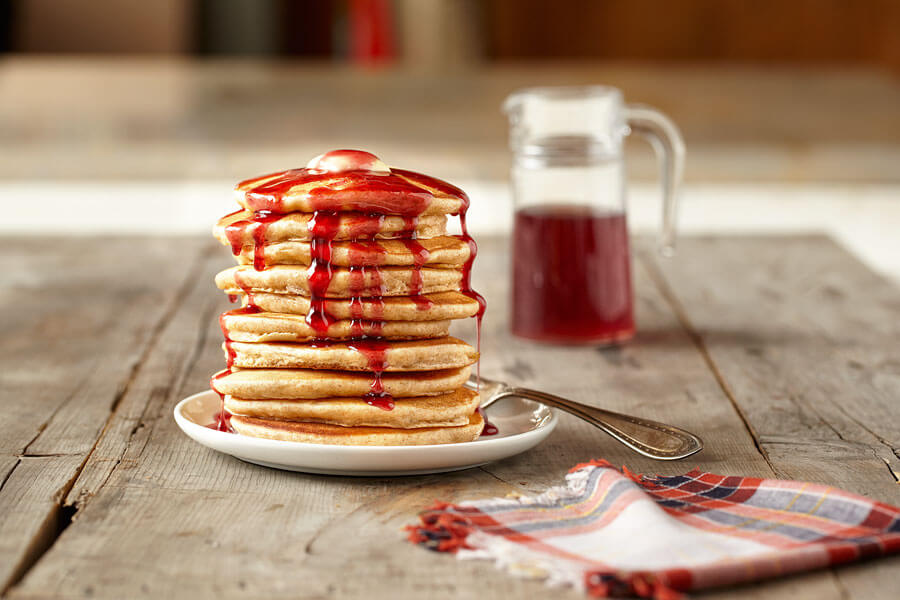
[
  {"x1": 400, "y1": 216, "x2": 434, "y2": 311},
  {"x1": 214, "y1": 158, "x2": 486, "y2": 432},
  {"x1": 224, "y1": 211, "x2": 281, "y2": 271},
  {"x1": 208, "y1": 369, "x2": 233, "y2": 432},
  {"x1": 456, "y1": 210, "x2": 487, "y2": 389},
  {"x1": 306, "y1": 210, "x2": 341, "y2": 336},
  {"x1": 211, "y1": 305, "x2": 263, "y2": 431},
  {"x1": 238, "y1": 166, "x2": 466, "y2": 216},
  {"x1": 347, "y1": 338, "x2": 394, "y2": 410},
  {"x1": 232, "y1": 270, "x2": 260, "y2": 310}
]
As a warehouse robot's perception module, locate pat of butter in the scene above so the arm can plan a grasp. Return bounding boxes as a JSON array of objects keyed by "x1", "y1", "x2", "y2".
[{"x1": 306, "y1": 150, "x2": 390, "y2": 175}]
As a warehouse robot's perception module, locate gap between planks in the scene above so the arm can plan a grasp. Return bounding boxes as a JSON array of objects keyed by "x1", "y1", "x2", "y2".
[
  {"x1": 0, "y1": 242, "x2": 215, "y2": 598},
  {"x1": 636, "y1": 248, "x2": 779, "y2": 476}
]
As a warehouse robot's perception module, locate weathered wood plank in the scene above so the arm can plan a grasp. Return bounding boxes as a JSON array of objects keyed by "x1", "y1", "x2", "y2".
[
  {"x1": 9, "y1": 235, "x2": 895, "y2": 599},
  {"x1": 9, "y1": 237, "x2": 818, "y2": 600},
  {"x1": 0, "y1": 456, "x2": 84, "y2": 594},
  {"x1": 0, "y1": 237, "x2": 210, "y2": 592},
  {"x1": 640, "y1": 235, "x2": 900, "y2": 598}
]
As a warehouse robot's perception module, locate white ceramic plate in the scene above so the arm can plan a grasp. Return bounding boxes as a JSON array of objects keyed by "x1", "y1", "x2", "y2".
[{"x1": 174, "y1": 390, "x2": 556, "y2": 476}]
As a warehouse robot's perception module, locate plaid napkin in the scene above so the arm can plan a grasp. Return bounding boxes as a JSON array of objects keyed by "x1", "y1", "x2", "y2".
[{"x1": 407, "y1": 460, "x2": 900, "y2": 599}]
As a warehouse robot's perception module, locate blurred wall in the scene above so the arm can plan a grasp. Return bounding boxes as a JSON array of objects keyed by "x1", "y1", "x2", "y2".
[
  {"x1": 12, "y1": 0, "x2": 192, "y2": 53},
  {"x1": 486, "y1": 0, "x2": 900, "y2": 70},
  {"x1": 4, "y1": 0, "x2": 899, "y2": 71}
]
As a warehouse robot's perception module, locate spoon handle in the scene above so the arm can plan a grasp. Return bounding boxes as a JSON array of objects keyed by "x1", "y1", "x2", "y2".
[{"x1": 501, "y1": 387, "x2": 703, "y2": 460}]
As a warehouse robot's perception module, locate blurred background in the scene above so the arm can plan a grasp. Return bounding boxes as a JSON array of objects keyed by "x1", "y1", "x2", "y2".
[{"x1": 1, "y1": 0, "x2": 899, "y2": 279}]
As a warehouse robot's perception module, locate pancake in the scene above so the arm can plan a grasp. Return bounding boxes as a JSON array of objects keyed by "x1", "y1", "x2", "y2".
[
  {"x1": 224, "y1": 388, "x2": 480, "y2": 428},
  {"x1": 221, "y1": 312, "x2": 450, "y2": 342},
  {"x1": 225, "y1": 337, "x2": 478, "y2": 371},
  {"x1": 214, "y1": 210, "x2": 447, "y2": 245},
  {"x1": 212, "y1": 366, "x2": 471, "y2": 399},
  {"x1": 216, "y1": 265, "x2": 462, "y2": 297},
  {"x1": 235, "y1": 168, "x2": 466, "y2": 216},
  {"x1": 230, "y1": 411, "x2": 484, "y2": 446},
  {"x1": 231, "y1": 291, "x2": 481, "y2": 321},
  {"x1": 229, "y1": 236, "x2": 470, "y2": 268}
]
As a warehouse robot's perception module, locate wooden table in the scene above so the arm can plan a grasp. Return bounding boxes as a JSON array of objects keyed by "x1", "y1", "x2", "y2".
[{"x1": 1, "y1": 234, "x2": 898, "y2": 599}]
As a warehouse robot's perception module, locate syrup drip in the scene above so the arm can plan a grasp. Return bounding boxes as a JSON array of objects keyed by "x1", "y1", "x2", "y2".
[
  {"x1": 224, "y1": 211, "x2": 281, "y2": 271},
  {"x1": 219, "y1": 305, "x2": 262, "y2": 368},
  {"x1": 478, "y1": 408, "x2": 499, "y2": 436},
  {"x1": 208, "y1": 369, "x2": 234, "y2": 432},
  {"x1": 347, "y1": 213, "x2": 386, "y2": 239},
  {"x1": 456, "y1": 211, "x2": 487, "y2": 389},
  {"x1": 347, "y1": 339, "x2": 394, "y2": 410},
  {"x1": 232, "y1": 270, "x2": 260, "y2": 310},
  {"x1": 347, "y1": 240, "x2": 387, "y2": 266},
  {"x1": 211, "y1": 305, "x2": 263, "y2": 431},
  {"x1": 306, "y1": 210, "x2": 342, "y2": 336},
  {"x1": 399, "y1": 216, "x2": 434, "y2": 311}
]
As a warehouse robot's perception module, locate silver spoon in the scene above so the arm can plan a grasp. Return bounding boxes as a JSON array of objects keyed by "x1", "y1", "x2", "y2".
[{"x1": 466, "y1": 375, "x2": 703, "y2": 460}]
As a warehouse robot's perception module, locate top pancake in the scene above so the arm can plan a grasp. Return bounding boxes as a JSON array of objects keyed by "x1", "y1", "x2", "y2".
[
  {"x1": 214, "y1": 210, "x2": 447, "y2": 245},
  {"x1": 235, "y1": 168, "x2": 467, "y2": 216}
]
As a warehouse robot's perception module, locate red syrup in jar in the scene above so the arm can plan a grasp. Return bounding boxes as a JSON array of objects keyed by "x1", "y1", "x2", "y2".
[{"x1": 512, "y1": 205, "x2": 634, "y2": 344}]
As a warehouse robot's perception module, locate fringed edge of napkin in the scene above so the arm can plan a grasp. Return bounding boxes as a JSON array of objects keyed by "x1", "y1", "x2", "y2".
[{"x1": 406, "y1": 459, "x2": 687, "y2": 600}]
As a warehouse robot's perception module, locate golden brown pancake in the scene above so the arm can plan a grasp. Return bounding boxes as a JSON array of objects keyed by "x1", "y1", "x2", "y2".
[
  {"x1": 234, "y1": 172, "x2": 465, "y2": 216},
  {"x1": 230, "y1": 411, "x2": 484, "y2": 445},
  {"x1": 224, "y1": 388, "x2": 480, "y2": 428},
  {"x1": 230, "y1": 236, "x2": 470, "y2": 268},
  {"x1": 225, "y1": 337, "x2": 478, "y2": 371},
  {"x1": 221, "y1": 311, "x2": 450, "y2": 342},
  {"x1": 214, "y1": 210, "x2": 447, "y2": 245},
  {"x1": 216, "y1": 265, "x2": 462, "y2": 297},
  {"x1": 231, "y1": 291, "x2": 480, "y2": 321},
  {"x1": 212, "y1": 366, "x2": 471, "y2": 399}
]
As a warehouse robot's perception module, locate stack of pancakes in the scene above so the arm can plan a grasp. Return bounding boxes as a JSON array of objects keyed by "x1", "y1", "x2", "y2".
[{"x1": 209, "y1": 150, "x2": 486, "y2": 445}]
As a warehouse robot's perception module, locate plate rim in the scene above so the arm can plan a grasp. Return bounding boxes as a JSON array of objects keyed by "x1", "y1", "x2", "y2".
[{"x1": 174, "y1": 389, "x2": 557, "y2": 454}]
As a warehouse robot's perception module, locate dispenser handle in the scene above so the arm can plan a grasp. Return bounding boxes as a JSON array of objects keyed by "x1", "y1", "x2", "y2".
[{"x1": 624, "y1": 105, "x2": 685, "y2": 257}]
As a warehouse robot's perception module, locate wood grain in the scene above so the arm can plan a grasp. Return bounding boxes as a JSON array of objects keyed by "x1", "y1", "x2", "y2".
[
  {"x1": 639, "y1": 235, "x2": 900, "y2": 595},
  {"x1": 1, "y1": 235, "x2": 898, "y2": 599},
  {"x1": 0, "y1": 236, "x2": 209, "y2": 592}
]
